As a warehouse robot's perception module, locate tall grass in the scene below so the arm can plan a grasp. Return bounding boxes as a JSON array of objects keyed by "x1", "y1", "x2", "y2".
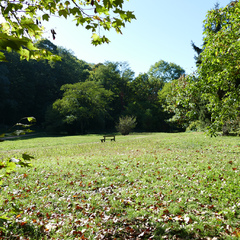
[{"x1": 0, "y1": 132, "x2": 240, "y2": 239}]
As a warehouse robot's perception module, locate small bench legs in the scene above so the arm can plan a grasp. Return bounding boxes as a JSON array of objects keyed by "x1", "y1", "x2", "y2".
[{"x1": 101, "y1": 135, "x2": 115, "y2": 142}]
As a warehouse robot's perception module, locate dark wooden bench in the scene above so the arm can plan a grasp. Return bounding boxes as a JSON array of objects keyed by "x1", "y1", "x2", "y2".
[{"x1": 101, "y1": 135, "x2": 115, "y2": 142}]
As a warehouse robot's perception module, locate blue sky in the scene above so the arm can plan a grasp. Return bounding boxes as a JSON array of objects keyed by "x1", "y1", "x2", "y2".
[{"x1": 43, "y1": 0, "x2": 231, "y2": 76}]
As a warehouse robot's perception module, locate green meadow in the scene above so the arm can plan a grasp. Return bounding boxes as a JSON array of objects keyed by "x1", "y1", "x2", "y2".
[{"x1": 0, "y1": 132, "x2": 240, "y2": 239}]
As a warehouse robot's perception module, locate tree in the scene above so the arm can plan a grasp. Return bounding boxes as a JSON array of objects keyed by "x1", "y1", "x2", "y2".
[
  {"x1": 148, "y1": 60, "x2": 185, "y2": 85},
  {"x1": 191, "y1": 3, "x2": 224, "y2": 66},
  {"x1": 90, "y1": 61, "x2": 133, "y2": 129},
  {"x1": 191, "y1": 41, "x2": 203, "y2": 66},
  {"x1": 162, "y1": 74, "x2": 206, "y2": 130},
  {"x1": 0, "y1": 0, "x2": 135, "y2": 61},
  {"x1": 0, "y1": 41, "x2": 92, "y2": 126},
  {"x1": 126, "y1": 73, "x2": 169, "y2": 132},
  {"x1": 197, "y1": 0, "x2": 240, "y2": 135},
  {"x1": 131, "y1": 60, "x2": 185, "y2": 131},
  {"x1": 164, "y1": 1, "x2": 240, "y2": 136},
  {"x1": 118, "y1": 61, "x2": 135, "y2": 81},
  {"x1": 46, "y1": 81, "x2": 113, "y2": 134},
  {"x1": 125, "y1": 60, "x2": 185, "y2": 132}
]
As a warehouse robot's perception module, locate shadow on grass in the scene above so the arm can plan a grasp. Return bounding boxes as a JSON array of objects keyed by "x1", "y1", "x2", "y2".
[
  {"x1": 1, "y1": 132, "x2": 75, "y2": 142},
  {"x1": 1, "y1": 217, "x2": 213, "y2": 239},
  {"x1": 94, "y1": 218, "x2": 199, "y2": 240},
  {"x1": 0, "y1": 221, "x2": 45, "y2": 239},
  {"x1": 1, "y1": 131, "x2": 113, "y2": 142},
  {"x1": 153, "y1": 225, "x2": 197, "y2": 240}
]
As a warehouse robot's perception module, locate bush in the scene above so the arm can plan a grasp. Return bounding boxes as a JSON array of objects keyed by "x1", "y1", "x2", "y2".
[
  {"x1": 186, "y1": 120, "x2": 205, "y2": 132},
  {"x1": 116, "y1": 116, "x2": 136, "y2": 135}
]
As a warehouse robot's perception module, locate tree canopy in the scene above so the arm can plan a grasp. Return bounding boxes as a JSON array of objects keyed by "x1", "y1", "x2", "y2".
[
  {"x1": 0, "y1": 40, "x2": 187, "y2": 134},
  {"x1": 0, "y1": 0, "x2": 135, "y2": 61},
  {"x1": 148, "y1": 60, "x2": 185, "y2": 85},
  {"x1": 164, "y1": 1, "x2": 240, "y2": 135},
  {"x1": 46, "y1": 81, "x2": 113, "y2": 134},
  {"x1": 197, "y1": 0, "x2": 240, "y2": 135}
]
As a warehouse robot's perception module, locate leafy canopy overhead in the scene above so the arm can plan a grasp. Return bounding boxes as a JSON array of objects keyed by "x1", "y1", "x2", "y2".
[{"x1": 0, "y1": 0, "x2": 135, "y2": 61}]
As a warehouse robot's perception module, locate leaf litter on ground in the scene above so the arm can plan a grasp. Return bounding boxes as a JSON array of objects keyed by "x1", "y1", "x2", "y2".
[{"x1": 0, "y1": 132, "x2": 240, "y2": 239}]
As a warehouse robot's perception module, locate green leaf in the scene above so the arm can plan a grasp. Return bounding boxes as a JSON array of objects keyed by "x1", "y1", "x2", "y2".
[
  {"x1": 0, "y1": 0, "x2": 135, "y2": 59},
  {"x1": 65, "y1": 1, "x2": 70, "y2": 6},
  {"x1": 1, "y1": 22, "x2": 11, "y2": 31},
  {"x1": 0, "y1": 214, "x2": 9, "y2": 222},
  {"x1": 59, "y1": 9, "x2": 68, "y2": 19},
  {"x1": 69, "y1": 7, "x2": 80, "y2": 15},
  {"x1": 0, "y1": 52, "x2": 7, "y2": 62},
  {"x1": 19, "y1": 48, "x2": 30, "y2": 60},
  {"x1": 92, "y1": 33, "x2": 101, "y2": 42},
  {"x1": 126, "y1": 11, "x2": 136, "y2": 22},
  {"x1": 42, "y1": 14, "x2": 50, "y2": 21},
  {"x1": 27, "y1": 117, "x2": 36, "y2": 123},
  {"x1": 6, "y1": 162, "x2": 16, "y2": 173},
  {"x1": 95, "y1": 3, "x2": 109, "y2": 15}
]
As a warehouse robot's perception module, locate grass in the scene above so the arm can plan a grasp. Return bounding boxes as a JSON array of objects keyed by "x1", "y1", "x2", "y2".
[{"x1": 0, "y1": 132, "x2": 240, "y2": 239}]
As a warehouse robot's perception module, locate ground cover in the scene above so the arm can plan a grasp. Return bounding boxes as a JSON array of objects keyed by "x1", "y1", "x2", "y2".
[{"x1": 0, "y1": 132, "x2": 240, "y2": 239}]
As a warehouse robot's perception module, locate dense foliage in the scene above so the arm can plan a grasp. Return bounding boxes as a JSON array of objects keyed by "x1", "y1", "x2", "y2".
[
  {"x1": 3, "y1": 2, "x2": 239, "y2": 136},
  {"x1": 0, "y1": 39, "x2": 185, "y2": 134},
  {"x1": 198, "y1": 1, "x2": 240, "y2": 135},
  {"x1": 46, "y1": 81, "x2": 113, "y2": 134},
  {"x1": 164, "y1": 1, "x2": 240, "y2": 136},
  {"x1": 0, "y1": 42, "x2": 91, "y2": 126},
  {"x1": 148, "y1": 60, "x2": 185, "y2": 84}
]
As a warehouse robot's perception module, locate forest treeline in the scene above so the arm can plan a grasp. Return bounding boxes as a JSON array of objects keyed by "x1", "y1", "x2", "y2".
[
  {"x1": 0, "y1": 39, "x2": 185, "y2": 134},
  {"x1": 1, "y1": 1, "x2": 240, "y2": 136}
]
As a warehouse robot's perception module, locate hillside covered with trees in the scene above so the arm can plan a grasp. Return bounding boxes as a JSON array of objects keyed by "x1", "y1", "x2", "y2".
[
  {"x1": 1, "y1": 1, "x2": 240, "y2": 136},
  {"x1": 0, "y1": 40, "x2": 185, "y2": 134}
]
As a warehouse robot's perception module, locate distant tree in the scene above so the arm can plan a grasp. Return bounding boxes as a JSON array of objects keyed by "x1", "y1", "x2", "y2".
[
  {"x1": 163, "y1": 74, "x2": 204, "y2": 130},
  {"x1": 117, "y1": 61, "x2": 135, "y2": 81},
  {"x1": 191, "y1": 41, "x2": 203, "y2": 66},
  {"x1": 36, "y1": 39, "x2": 58, "y2": 55},
  {"x1": 0, "y1": 41, "x2": 91, "y2": 126},
  {"x1": 148, "y1": 60, "x2": 185, "y2": 85},
  {"x1": 0, "y1": 0, "x2": 135, "y2": 61},
  {"x1": 146, "y1": 59, "x2": 185, "y2": 131},
  {"x1": 46, "y1": 81, "x2": 113, "y2": 134},
  {"x1": 126, "y1": 73, "x2": 169, "y2": 132},
  {"x1": 2, "y1": 51, "x2": 37, "y2": 123},
  {"x1": 90, "y1": 61, "x2": 133, "y2": 128}
]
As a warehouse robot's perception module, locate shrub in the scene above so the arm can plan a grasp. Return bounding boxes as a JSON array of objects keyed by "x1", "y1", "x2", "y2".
[
  {"x1": 186, "y1": 120, "x2": 205, "y2": 132},
  {"x1": 116, "y1": 116, "x2": 136, "y2": 135}
]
